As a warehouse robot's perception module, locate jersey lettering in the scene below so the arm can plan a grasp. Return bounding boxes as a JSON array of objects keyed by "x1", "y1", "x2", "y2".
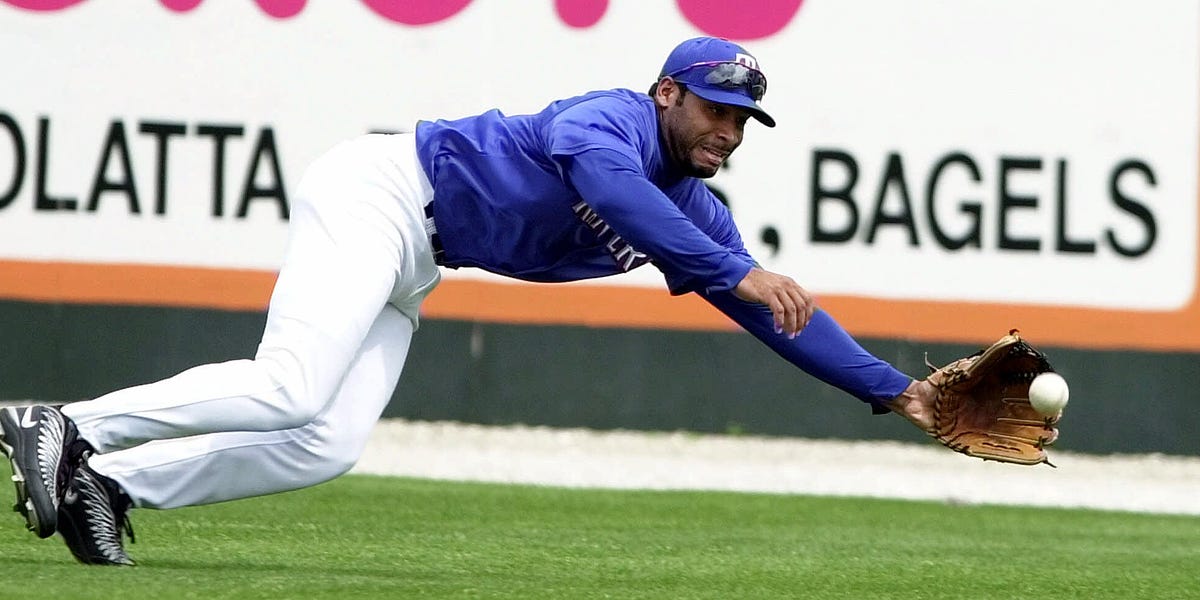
[{"x1": 572, "y1": 200, "x2": 650, "y2": 271}]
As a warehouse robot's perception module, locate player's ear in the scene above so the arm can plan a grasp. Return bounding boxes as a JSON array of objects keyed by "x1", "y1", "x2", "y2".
[{"x1": 653, "y1": 77, "x2": 678, "y2": 109}]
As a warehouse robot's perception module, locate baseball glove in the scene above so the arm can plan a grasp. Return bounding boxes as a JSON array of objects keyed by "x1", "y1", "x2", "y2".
[{"x1": 926, "y1": 330, "x2": 1059, "y2": 466}]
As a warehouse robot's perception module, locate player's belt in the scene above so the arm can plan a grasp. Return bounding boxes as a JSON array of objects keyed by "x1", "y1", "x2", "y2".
[{"x1": 423, "y1": 201, "x2": 446, "y2": 265}]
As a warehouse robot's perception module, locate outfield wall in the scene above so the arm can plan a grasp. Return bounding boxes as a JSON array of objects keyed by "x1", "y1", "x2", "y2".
[
  {"x1": 1, "y1": 1, "x2": 1198, "y2": 455},
  {"x1": 4, "y1": 300, "x2": 1196, "y2": 456}
]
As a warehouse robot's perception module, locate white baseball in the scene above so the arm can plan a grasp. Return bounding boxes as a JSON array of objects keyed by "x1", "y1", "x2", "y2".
[{"x1": 1028, "y1": 372, "x2": 1069, "y2": 416}]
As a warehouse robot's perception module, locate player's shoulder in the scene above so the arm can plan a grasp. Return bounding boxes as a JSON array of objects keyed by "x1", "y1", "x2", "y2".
[
  {"x1": 579, "y1": 88, "x2": 652, "y2": 106},
  {"x1": 538, "y1": 89, "x2": 658, "y2": 159},
  {"x1": 565, "y1": 87, "x2": 650, "y2": 105},
  {"x1": 548, "y1": 88, "x2": 653, "y2": 122}
]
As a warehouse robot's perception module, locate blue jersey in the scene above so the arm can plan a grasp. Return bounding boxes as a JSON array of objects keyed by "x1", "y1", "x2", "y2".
[
  {"x1": 414, "y1": 89, "x2": 912, "y2": 411},
  {"x1": 415, "y1": 89, "x2": 755, "y2": 295}
]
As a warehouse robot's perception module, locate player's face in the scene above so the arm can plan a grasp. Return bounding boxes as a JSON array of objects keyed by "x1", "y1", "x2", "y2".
[{"x1": 657, "y1": 80, "x2": 750, "y2": 178}]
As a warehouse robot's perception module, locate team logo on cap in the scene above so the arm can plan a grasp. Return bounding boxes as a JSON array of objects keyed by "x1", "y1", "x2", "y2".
[{"x1": 734, "y1": 53, "x2": 759, "y2": 70}]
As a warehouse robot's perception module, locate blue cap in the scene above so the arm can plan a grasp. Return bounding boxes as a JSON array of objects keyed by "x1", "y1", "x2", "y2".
[{"x1": 659, "y1": 37, "x2": 776, "y2": 128}]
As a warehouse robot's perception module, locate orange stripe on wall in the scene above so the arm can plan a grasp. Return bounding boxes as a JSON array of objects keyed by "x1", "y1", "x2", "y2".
[
  {"x1": 0, "y1": 259, "x2": 1198, "y2": 352},
  {"x1": 426, "y1": 280, "x2": 1200, "y2": 352},
  {"x1": 0, "y1": 261, "x2": 278, "y2": 312}
]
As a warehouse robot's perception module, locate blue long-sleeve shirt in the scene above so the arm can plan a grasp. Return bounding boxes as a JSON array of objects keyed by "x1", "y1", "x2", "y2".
[{"x1": 415, "y1": 89, "x2": 911, "y2": 410}]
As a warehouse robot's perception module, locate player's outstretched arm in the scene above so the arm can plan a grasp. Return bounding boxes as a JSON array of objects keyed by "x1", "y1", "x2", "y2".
[
  {"x1": 731, "y1": 267, "x2": 815, "y2": 338},
  {"x1": 699, "y1": 288, "x2": 913, "y2": 414}
]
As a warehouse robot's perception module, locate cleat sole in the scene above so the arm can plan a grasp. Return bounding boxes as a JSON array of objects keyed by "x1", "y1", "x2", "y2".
[
  {"x1": 1, "y1": 428, "x2": 49, "y2": 537},
  {"x1": 7, "y1": 460, "x2": 42, "y2": 534}
]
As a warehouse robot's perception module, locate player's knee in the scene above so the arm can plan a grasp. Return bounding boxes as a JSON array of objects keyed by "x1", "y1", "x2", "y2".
[
  {"x1": 304, "y1": 435, "x2": 364, "y2": 481},
  {"x1": 257, "y1": 354, "x2": 329, "y2": 428},
  {"x1": 324, "y1": 451, "x2": 360, "y2": 480},
  {"x1": 277, "y1": 390, "x2": 325, "y2": 429}
]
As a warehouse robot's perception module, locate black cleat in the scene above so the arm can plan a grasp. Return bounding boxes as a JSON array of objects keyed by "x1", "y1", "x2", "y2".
[
  {"x1": 0, "y1": 405, "x2": 91, "y2": 538},
  {"x1": 57, "y1": 465, "x2": 136, "y2": 566}
]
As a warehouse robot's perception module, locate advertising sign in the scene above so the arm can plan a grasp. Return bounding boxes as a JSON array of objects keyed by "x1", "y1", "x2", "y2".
[{"x1": 2, "y1": 1, "x2": 1197, "y2": 350}]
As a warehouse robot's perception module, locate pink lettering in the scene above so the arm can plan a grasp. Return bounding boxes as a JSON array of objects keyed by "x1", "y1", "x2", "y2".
[
  {"x1": 360, "y1": 0, "x2": 473, "y2": 26},
  {"x1": 252, "y1": 0, "x2": 305, "y2": 19},
  {"x1": 555, "y1": 0, "x2": 607, "y2": 29},
  {"x1": 159, "y1": 0, "x2": 304, "y2": 18},
  {"x1": 677, "y1": 0, "x2": 803, "y2": 40},
  {"x1": 159, "y1": 0, "x2": 202, "y2": 11},
  {"x1": 2, "y1": 0, "x2": 86, "y2": 10},
  {"x1": 1, "y1": 0, "x2": 804, "y2": 38}
]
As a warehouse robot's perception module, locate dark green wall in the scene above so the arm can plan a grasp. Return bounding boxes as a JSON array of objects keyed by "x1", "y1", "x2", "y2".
[{"x1": 1, "y1": 300, "x2": 1196, "y2": 455}]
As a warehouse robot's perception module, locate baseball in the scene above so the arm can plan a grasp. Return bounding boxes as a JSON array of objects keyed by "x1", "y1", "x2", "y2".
[{"x1": 1028, "y1": 372, "x2": 1069, "y2": 416}]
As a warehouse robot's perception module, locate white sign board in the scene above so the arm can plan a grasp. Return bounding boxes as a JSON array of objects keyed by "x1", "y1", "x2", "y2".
[{"x1": 1, "y1": 0, "x2": 1197, "y2": 347}]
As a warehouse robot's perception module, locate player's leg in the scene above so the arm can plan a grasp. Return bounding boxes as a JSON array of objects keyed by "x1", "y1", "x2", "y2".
[
  {"x1": 60, "y1": 132, "x2": 437, "y2": 449},
  {"x1": 49, "y1": 134, "x2": 438, "y2": 564},
  {"x1": 85, "y1": 304, "x2": 414, "y2": 509},
  {"x1": 1, "y1": 151, "x2": 395, "y2": 536},
  {"x1": 56, "y1": 304, "x2": 416, "y2": 565},
  {"x1": 0, "y1": 133, "x2": 437, "y2": 539},
  {"x1": 64, "y1": 175, "x2": 400, "y2": 445}
]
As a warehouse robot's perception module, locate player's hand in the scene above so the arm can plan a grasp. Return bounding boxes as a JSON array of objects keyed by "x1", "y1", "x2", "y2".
[
  {"x1": 733, "y1": 268, "x2": 815, "y2": 337},
  {"x1": 884, "y1": 380, "x2": 936, "y2": 432}
]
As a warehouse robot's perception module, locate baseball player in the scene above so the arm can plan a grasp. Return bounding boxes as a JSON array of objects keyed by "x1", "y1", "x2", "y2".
[{"x1": 0, "y1": 37, "x2": 1052, "y2": 566}]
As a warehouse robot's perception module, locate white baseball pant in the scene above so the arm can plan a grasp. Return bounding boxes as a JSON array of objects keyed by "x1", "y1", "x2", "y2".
[{"x1": 61, "y1": 133, "x2": 441, "y2": 509}]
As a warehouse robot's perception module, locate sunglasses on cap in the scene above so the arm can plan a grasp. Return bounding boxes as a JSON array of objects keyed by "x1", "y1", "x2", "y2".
[{"x1": 665, "y1": 61, "x2": 768, "y2": 102}]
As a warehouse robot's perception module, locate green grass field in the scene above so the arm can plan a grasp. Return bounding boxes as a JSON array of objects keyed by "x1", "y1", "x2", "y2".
[{"x1": 1, "y1": 462, "x2": 1197, "y2": 599}]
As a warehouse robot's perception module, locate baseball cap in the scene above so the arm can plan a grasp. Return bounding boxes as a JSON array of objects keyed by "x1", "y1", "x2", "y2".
[{"x1": 659, "y1": 37, "x2": 776, "y2": 128}]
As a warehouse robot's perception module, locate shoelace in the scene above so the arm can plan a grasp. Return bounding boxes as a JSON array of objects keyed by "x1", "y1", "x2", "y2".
[
  {"x1": 57, "y1": 438, "x2": 94, "y2": 500},
  {"x1": 115, "y1": 493, "x2": 136, "y2": 545}
]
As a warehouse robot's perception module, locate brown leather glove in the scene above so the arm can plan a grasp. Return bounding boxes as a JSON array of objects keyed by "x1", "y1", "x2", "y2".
[{"x1": 926, "y1": 330, "x2": 1060, "y2": 466}]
